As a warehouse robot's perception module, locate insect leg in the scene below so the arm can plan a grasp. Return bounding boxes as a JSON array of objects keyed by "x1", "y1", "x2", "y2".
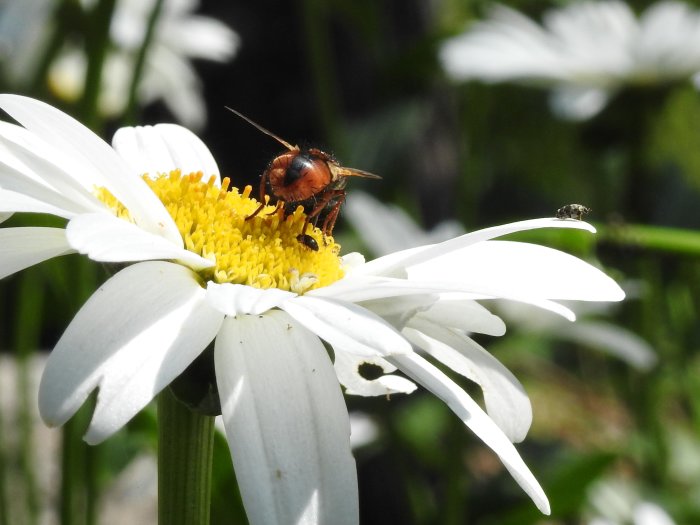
[
  {"x1": 245, "y1": 170, "x2": 270, "y2": 221},
  {"x1": 321, "y1": 191, "x2": 345, "y2": 236}
]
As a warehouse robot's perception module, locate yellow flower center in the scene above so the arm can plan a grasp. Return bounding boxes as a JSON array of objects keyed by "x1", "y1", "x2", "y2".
[{"x1": 97, "y1": 170, "x2": 344, "y2": 292}]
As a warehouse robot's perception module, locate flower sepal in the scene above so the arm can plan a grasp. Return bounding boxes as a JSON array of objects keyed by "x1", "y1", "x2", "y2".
[{"x1": 169, "y1": 345, "x2": 221, "y2": 416}]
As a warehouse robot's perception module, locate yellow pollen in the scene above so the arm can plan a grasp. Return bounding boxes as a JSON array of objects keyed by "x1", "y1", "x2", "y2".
[{"x1": 96, "y1": 170, "x2": 344, "y2": 291}]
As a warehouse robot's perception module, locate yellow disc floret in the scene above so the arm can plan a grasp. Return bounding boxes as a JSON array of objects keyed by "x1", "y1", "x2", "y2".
[{"x1": 96, "y1": 171, "x2": 345, "y2": 292}]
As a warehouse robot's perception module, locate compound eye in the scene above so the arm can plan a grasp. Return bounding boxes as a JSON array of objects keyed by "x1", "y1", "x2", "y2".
[{"x1": 284, "y1": 155, "x2": 314, "y2": 186}]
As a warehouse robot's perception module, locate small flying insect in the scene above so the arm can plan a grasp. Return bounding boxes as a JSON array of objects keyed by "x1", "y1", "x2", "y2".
[
  {"x1": 556, "y1": 203, "x2": 591, "y2": 221},
  {"x1": 226, "y1": 107, "x2": 381, "y2": 251}
]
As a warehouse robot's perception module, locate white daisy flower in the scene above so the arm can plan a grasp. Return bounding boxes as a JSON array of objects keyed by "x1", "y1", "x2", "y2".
[
  {"x1": 439, "y1": 1, "x2": 700, "y2": 120},
  {"x1": 49, "y1": 0, "x2": 239, "y2": 128},
  {"x1": 0, "y1": 0, "x2": 54, "y2": 87},
  {"x1": 0, "y1": 95, "x2": 626, "y2": 521},
  {"x1": 587, "y1": 478, "x2": 677, "y2": 525}
]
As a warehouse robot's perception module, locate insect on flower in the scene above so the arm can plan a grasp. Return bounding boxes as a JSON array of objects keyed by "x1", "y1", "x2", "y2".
[
  {"x1": 556, "y1": 203, "x2": 591, "y2": 221},
  {"x1": 226, "y1": 107, "x2": 381, "y2": 251}
]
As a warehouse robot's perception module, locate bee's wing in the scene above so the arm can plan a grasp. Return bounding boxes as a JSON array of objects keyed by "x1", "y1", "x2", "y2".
[{"x1": 332, "y1": 166, "x2": 382, "y2": 179}]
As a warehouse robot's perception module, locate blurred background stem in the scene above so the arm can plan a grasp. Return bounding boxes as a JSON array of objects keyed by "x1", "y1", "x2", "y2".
[
  {"x1": 0, "y1": 394, "x2": 7, "y2": 525},
  {"x1": 79, "y1": 0, "x2": 117, "y2": 130},
  {"x1": 124, "y1": 0, "x2": 164, "y2": 126},
  {"x1": 14, "y1": 271, "x2": 44, "y2": 525},
  {"x1": 300, "y1": 0, "x2": 342, "y2": 149}
]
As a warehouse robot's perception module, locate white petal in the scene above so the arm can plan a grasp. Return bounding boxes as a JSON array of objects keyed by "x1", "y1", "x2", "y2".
[
  {"x1": 281, "y1": 295, "x2": 413, "y2": 357},
  {"x1": 0, "y1": 227, "x2": 73, "y2": 279},
  {"x1": 415, "y1": 298, "x2": 506, "y2": 336},
  {"x1": 0, "y1": 95, "x2": 181, "y2": 243},
  {"x1": 340, "y1": 252, "x2": 366, "y2": 272},
  {"x1": 348, "y1": 412, "x2": 380, "y2": 449},
  {"x1": 206, "y1": 282, "x2": 295, "y2": 316},
  {"x1": 633, "y1": 502, "x2": 676, "y2": 525},
  {"x1": 387, "y1": 352, "x2": 550, "y2": 514},
  {"x1": 404, "y1": 321, "x2": 531, "y2": 443},
  {"x1": 311, "y1": 275, "x2": 464, "y2": 302},
  {"x1": 38, "y1": 261, "x2": 223, "y2": 444},
  {"x1": 141, "y1": 50, "x2": 207, "y2": 130},
  {"x1": 66, "y1": 213, "x2": 214, "y2": 270},
  {"x1": 356, "y1": 294, "x2": 437, "y2": 329},
  {"x1": 408, "y1": 241, "x2": 624, "y2": 302},
  {"x1": 497, "y1": 297, "x2": 577, "y2": 321},
  {"x1": 551, "y1": 320, "x2": 657, "y2": 370},
  {"x1": 112, "y1": 124, "x2": 220, "y2": 184},
  {"x1": 0, "y1": 121, "x2": 103, "y2": 213},
  {"x1": 315, "y1": 275, "x2": 577, "y2": 320},
  {"x1": 170, "y1": 17, "x2": 239, "y2": 61},
  {"x1": 215, "y1": 311, "x2": 358, "y2": 525},
  {"x1": 0, "y1": 188, "x2": 76, "y2": 218},
  {"x1": 334, "y1": 350, "x2": 417, "y2": 397},
  {"x1": 356, "y1": 218, "x2": 596, "y2": 278},
  {"x1": 549, "y1": 86, "x2": 611, "y2": 121}
]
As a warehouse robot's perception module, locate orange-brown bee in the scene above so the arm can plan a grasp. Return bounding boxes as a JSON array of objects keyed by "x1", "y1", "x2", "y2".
[{"x1": 226, "y1": 107, "x2": 381, "y2": 251}]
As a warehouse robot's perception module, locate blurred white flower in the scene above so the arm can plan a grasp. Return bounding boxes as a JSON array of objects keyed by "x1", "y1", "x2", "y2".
[
  {"x1": 345, "y1": 191, "x2": 655, "y2": 369},
  {"x1": 0, "y1": 0, "x2": 54, "y2": 86},
  {"x1": 345, "y1": 191, "x2": 465, "y2": 256},
  {"x1": 587, "y1": 478, "x2": 676, "y2": 525},
  {"x1": 49, "y1": 0, "x2": 239, "y2": 128},
  {"x1": 348, "y1": 412, "x2": 380, "y2": 449},
  {"x1": 440, "y1": 1, "x2": 700, "y2": 120},
  {"x1": 495, "y1": 300, "x2": 656, "y2": 370}
]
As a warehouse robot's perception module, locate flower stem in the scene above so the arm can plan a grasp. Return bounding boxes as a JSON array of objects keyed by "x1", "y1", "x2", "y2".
[
  {"x1": 158, "y1": 387, "x2": 215, "y2": 525},
  {"x1": 80, "y1": 0, "x2": 117, "y2": 129},
  {"x1": 14, "y1": 271, "x2": 44, "y2": 525},
  {"x1": 124, "y1": 0, "x2": 164, "y2": 125}
]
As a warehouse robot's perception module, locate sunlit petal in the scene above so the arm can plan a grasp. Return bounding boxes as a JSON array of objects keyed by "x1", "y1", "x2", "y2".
[
  {"x1": 334, "y1": 350, "x2": 417, "y2": 397},
  {"x1": 0, "y1": 227, "x2": 73, "y2": 279},
  {"x1": 0, "y1": 188, "x2": 76, "y2": 218},
  {"x1": 407, "y1": 241, "x2": 624, "y2": 302},
  {"x1": 112, "y1": 124, "x2": 220, "y2": 184},
  {"x1": 206, "y1": 282, "x2": 295, "y2": 316},
  {"x1": 404, "y1": 320, "x2": 531, "y2": 442},
  {"x1": 66, "y1": 213, "x2": 214, "y2": 270},
  {"x1": 415, "y1": 298, "x2": 506, "y2": 336},
  {"x1": 356, "y1": 218, "x2": 595, "y2": 277},
  {"x1": 39, "y1": 261, "x2": 223, "y2": 444},
  {"x1": 281, "y1": 295, "x2": 412, "y2": 357},
  {"x1": 0, "y1": 121, "x2": 103, "y2": 213},
  {"x1": 388, "y1": 352, "x2": 550, "y2": 515},
  {"x1": 216, "y1": 311, "x2": 358, "y2": 525},
  {"x1": 0, "y1": 94, "x2": 181, "y2": 243}
]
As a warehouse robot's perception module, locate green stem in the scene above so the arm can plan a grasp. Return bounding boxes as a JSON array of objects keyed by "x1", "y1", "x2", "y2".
[
  {"x1": 25, "y1": 0, "x2": 79, "y2": 95},
  {"x1": 0, "y1": 381, "x2": 8, "y2": 525},
  {"x1": 15, "y1": 272, "x2": 44, "y2": 525},
  {"x1": 80, "y1": 0, "x2": 117, "y2": 129},
  {"x1": 597, "y1": 222, "x2": 700, "y2": 256},
  {"x1": 158, "y1": 387, "x2": 215, "y2": 525},
  {"x1": 507, "y1": 222, "x2": 700, "y2": 257},
  {"x1": 299, "y1": 0, "x2": 341, "y2": 148},
  {"x1": 124, "y1": 0, "x2": 164, "y2": 125},
  {"x1": 59, "y1": 390, "x2": 97, "y2": 525},
  {"x1": 60, "y1": 419, "x2": 79, "y2": 525},
  {"x1": 84, "y1": 444, "x2": 99, "y2": 525}
]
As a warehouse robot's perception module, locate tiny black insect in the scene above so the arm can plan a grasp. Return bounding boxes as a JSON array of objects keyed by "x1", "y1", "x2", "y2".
[
  {"x1": 296, "y1": 233, "x2": 319, "y2": 251},
  {"x1": 556, "y1": 204, "x2": 591, "y2": 220}
]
